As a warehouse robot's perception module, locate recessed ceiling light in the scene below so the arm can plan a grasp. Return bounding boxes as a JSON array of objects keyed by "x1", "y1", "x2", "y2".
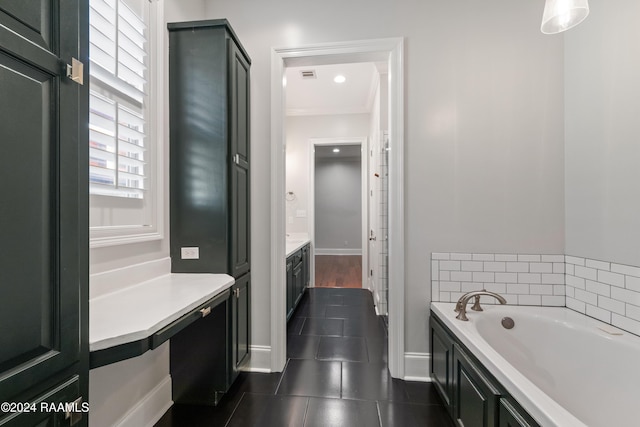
[
  {"x1": 333, "y1": 148, "x2": 340, "y2": 153},
  {"x1": 334, "y1": 75, "x2": 346, "y2": 83}
]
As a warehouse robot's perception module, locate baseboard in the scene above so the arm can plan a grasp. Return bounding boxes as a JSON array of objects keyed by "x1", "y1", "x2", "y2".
[
  {"x1": 404, "y1": 352, "x2": 431, "y2": 382},
  {"x1": 90, "y1": 257, "x2": 171, "y2": 299},
  {"x1": 315, "y1": 248, "x2": 362, "y2": 256},
  {"x1": 113, "y1": 375, "x2": 173, "y2": 427},
  {"x1": 242, "y1": 345, "x2": 271, "y2": 373}
]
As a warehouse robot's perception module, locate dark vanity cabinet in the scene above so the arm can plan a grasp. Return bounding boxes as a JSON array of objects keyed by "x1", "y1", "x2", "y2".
[
  {"x1": 430, "y1": 314, "x2": 540, "y2": 427},
  {"x1": 168, "y1": 19, "x2": 251, "y2": 404},
  {"x1": 0, "y1": 2, "x2": 89, "y2": 426},
  {"x1": 286, "y1": 243, "x2": 310, "y2": 321}
]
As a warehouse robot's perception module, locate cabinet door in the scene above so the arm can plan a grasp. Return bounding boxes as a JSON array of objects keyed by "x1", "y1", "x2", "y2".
[
  {"x1": 431, "y1": 321, "x2": 454, "y2": 410},
  {"x1": 293, "y1": 263, "x2": 303, "y2": 306},
  {"x1": 302, "y1": 245, "x2": 310, "y2": 287},
  {"x1": 499, "y1": 398, "x2": 538, "y2": 427},
  {"x1": 228, "y1": 38, "x2": 250, "y2": 278},
  {"x1": 286, "y1": 260, "x2": 294, "y2": 320},
  {"x1": 0, "y1": 0, "x2": 87, "y2": 409},
  {"x1": 453, "y1": 345, "x2": 499, "y2": 427},
  {"x1": 231, "y1": 273, "x2": 251, "y2": 382}
]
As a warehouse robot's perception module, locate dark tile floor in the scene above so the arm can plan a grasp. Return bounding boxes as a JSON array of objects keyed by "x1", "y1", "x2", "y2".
[{"x1": 155, "y1": 288, "x2": 453, "y2": 426}]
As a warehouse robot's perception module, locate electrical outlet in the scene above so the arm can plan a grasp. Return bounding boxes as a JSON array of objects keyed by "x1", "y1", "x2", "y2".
[{"x1": 181, "y1": 247, "x2": 199, "y2": 259}]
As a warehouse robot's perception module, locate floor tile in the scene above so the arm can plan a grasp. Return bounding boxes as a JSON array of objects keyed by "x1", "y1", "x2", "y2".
[
  {"x1": 230, "y1": 371, "x2": 283, "y2": 395},
  {"x1": 325, "y1": 304, "x2": 372, "y2": 320},
  {"x1": 404, "y1": 381, "x2": 444, "y2": 405},
  {"x1": 317, "y1": 336, "x2": 368, "y2": 362},
  {"x1": 277, "y1": 359, "x2": 342, "y2": 399},
  {"x1": 226, "y1": 393, "x2": 308, "y2": 427},
  {"x1": 287, "y1": 334, "x2": 321, "y2": 359},
  {"x1": 295, "y1": 302, "x2": 328, "y2": 318},
  {"x1": 304, "y1": 397, "x2": 380, "y2": 427},
  {"x1": 341, "y1": 362, "x2": 409, "y2": 402},
  {"x1": 300, "y1": 317, "x2": 344, "y2": 336},
  {"x1": 287, "y1": 316, "x2": 305, "y2": 335},
  {"x1": 378, "y1": 401, "x2": 455, "y2": 427}
]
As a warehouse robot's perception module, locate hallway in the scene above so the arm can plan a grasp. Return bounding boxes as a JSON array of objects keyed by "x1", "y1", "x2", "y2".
[
  {"x1": 314, "y1": 255, "x2": 362, "y2": 288},
  {"x1": 155, "y1": 288, "x2": 451, "y2": 426}
]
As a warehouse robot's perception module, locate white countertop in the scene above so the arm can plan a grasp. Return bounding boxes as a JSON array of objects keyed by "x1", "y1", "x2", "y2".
[
  {"x1": 90, "y1": 273, "x2": 234, "y2": 352},
  {"x1": 286, "y1": 238, "x2": 310, "y2": 258}
]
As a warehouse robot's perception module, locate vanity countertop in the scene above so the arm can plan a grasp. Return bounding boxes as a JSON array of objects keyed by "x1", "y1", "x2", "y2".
[
  {"x1": 286, "y1": 238, "x2": 310, "y2": 258},
  {"x1": 90, "y1": 273, "x2": 234, "y2": 352}
]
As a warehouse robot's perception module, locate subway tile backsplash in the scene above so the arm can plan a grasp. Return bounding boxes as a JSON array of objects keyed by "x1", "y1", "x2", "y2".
[{"x1": 432, "y1": 252, "x2": 640, "y2": 338}]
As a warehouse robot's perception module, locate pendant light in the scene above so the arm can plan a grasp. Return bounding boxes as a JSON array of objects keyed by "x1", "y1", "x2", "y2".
[{"x1": 541, "y1": 0, "x2": 589, "y2": 34}]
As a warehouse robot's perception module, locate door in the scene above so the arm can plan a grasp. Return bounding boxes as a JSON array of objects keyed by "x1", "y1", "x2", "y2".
[
  {"x1": 229, "y1": 38, "x2": 251, "y2": 278},
  {"x1": 0, "y1": 0, "x2": 87, "y2": 411}
]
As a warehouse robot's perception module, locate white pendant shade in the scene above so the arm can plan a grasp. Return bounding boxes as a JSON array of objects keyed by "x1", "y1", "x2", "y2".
[{"x1": 541, "y1": 0, "x2": 589, "y2": 34}]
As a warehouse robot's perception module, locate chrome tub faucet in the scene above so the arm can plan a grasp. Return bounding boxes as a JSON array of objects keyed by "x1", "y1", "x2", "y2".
[{"x1": 454, "y1": 290, "x2": 507, "y2": 321}]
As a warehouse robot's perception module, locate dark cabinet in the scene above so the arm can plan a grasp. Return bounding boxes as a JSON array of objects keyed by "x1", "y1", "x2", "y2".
[
  {"x1": 453, "y1": 345, "x2": 499, "y2": 427},
  {"x1": 431, "y1": 318, "x2": 454, "y2": 411},
  {"x1": 0, "y1": 2, "x2": 88, "y2": 426},
  {"x1": 499, "y1": 398, "x2": 538, "y2": 427},
  {"x1": 286, "y1": 260, "x2": 294, "y2": 320},
  {"x1": 286, "y1": 244, "x2": 310, "y2": 321},
  {"x1": 230, "y1": 273, "x2": 251, "y2": 382}
]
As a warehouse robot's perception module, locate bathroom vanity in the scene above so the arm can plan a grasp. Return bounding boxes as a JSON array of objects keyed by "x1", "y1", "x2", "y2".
[{"x1": 286, "y1": 239, "x2": 311, "y2": 320}]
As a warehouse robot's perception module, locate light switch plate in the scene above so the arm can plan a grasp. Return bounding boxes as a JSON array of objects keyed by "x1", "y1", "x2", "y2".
[{"x1": 181, "y1": 247, "x2": 199, "y2": 259}]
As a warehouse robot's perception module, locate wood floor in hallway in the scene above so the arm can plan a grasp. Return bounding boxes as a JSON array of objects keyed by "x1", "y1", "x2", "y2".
[{"x1": 314, "y1": 255, "x2": 362, "y2": 288}]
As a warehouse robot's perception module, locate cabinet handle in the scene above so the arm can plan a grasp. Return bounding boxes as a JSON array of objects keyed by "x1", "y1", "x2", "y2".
[
  {"x1": 200, "y1": 306, "x2": 212, "y2": 317},
  {"x1": 65, "y1": 397, "x2": 84, "y2": 425},
  {"x1": 234, "y1": 288, "x2": 241, "y2": 299}
]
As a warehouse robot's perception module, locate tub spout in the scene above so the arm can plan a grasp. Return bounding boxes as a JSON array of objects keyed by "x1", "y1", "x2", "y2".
[{"x1": 455, "y1": 290, "x2": 507, "y2": 321}]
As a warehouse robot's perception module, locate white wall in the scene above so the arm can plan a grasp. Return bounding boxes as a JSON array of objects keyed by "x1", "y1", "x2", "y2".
[
  {"x1": 204, "y1": 0, "x2": 565, "y2": 357},
  {"x1": 285, "y1": 114, "x2": 371, "y2": 234},
  {"x1": 315, "y1": 157, "x2": 362, "y2": 251},
  {"x1": 565, "y1": 0, "x2": 640, "y2": 267}
]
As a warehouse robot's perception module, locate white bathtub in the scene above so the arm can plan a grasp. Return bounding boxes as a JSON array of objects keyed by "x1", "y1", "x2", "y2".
[{"x1": 431, "y1": 302, "x2": 639, "y2": 427}]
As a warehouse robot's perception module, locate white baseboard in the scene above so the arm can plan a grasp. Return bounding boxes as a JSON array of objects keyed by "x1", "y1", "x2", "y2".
[
  {"x1": 90, "y1": 257, "x2": 171, "y2": 299},
  {"x1": 404, "y1": 352, "x2": 431, "y2": 382},
  {"x1": 114, "y1": 375, "x2": 173, "y2": 427},
  {"x1": 315, "y1": 248, "x2": 362, "y2": 256},
  {"x1": 243, "y1": 345, "x2": 271, "y2": 373}
]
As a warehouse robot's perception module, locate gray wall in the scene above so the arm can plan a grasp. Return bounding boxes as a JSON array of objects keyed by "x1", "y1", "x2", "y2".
[
  {"x1": 565, "y1": 0, "x2": 640, "y2": 267},
  {"x1": 315, "y1": 157, "x2": 362, "y2": 251}
]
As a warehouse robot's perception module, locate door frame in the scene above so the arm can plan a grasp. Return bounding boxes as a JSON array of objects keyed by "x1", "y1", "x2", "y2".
[
  {"x1": 308, "y1": 137, "x2": 368, "y2": 289},
  {"x1": 270, "y1": 37, "x2": 405, "y2": 378}
]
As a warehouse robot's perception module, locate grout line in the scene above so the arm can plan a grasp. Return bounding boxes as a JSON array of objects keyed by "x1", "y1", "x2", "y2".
[{"x1": 274, "y1": 358, "x2": 291, "y2": 395}]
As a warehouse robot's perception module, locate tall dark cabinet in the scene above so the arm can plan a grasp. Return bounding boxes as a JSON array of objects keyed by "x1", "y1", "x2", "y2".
[
  {"x1": 168, "y1": 19, "x2": 251, "y2": 397},
  {"x1": 0, "y1": 1, "x2": 89, "y2": 426}
]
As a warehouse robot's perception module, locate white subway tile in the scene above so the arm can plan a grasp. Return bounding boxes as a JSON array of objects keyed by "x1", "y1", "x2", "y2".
[
  {"x1": 553, "y1": 285, "x2": 566, "y2": 296},
  {"x1": 542, "y1": 296, "x2": 565, "y2": 306},
  {"x1": 440, "y1": 260, "x2": 461, "y2": 271},
  {"x1": 566, "y1": 275, "x2": 585, "y2": 289},
  {"x1": 626, "y1": 276, "x2": 640, "y2": 293},
  {"x1": 518, "y1": 273, "x2": 542, "y2": 284},
  {"x1": 611, "y1": 263, "x2": 640, "y2": 279},
  {"x1": 461, "y1": 261, "x2": 484, "y2": 272},
  {"x1": 431, "y1": 260, "x2": 440, "y2": 280},
  {"x1": 585, "y1": 280, "x2": 610, "y2": 297},
  {"x1": 506, "y1": 283, "x2": 529, "y2": 294},
  {"x1": 432, "y1": 253, "x2": 450, "y2": 260},
  {"x1": 450, "y1": 292, "x2": 464, "y2": 302},
  {"x1": 504, "y1": 295, "x2": 518, "y2": 305},
  {"x1": 566, "y1": 297, "x2": 586, "y2": 314},
  {"x1": 565, "y1": 264, "x2": 575, "y2": 275},
  {"x1": 598, "y1": 270, "x2": 625, "y2": 288},
  {"x1": 566, "y1": 287, "x2": 575, "y2": 298},
  {"x1": 439, "y1": 271, "x2": 450, "y2": 281},
  {"x1": 439, "y1": 291, "x2": 451, "y2": 302},
  {"x1": 440, "y1": 281, "x2": 461, "y2": 292},
  {"x1": 506, "y1": 262, "x2": 529, "y2": 273},
  {"x1": 626, "y1": 304, "x2": 640, "y2": 323},
  {"x1": 553, "y1": 263, "x2": 565, "y2": 274},
  {"x1": 518, "y1": 254, "x2": 541, "y2": 262},
  {"x1": 451, "y1": 271, "x2": 473, "y2": 282},
  {"x1": 519, "y1": 295, "x2": 542, "y2": 305},
  {"x1": 450, "y1": 253, "x2": 472, "y2": 261},
  {"x1": 461, "y1": 282, "x2": 484, "y2": 293},
  {"x1": 612, "y1": 314, "x2": 640, "y2": 337},
  {"x1": 586, "y1": 259, "x2": 610, "y2": 271},
  {"x1": 586, "y1": 304, "x2": 612, "y2": 324},
  {"x1": 473, "y1": 253, "x2": 495, "y2": 261},
  {"x1": 541, "y1": 273, "x2": 565, "y2": 285},
  {"x1": 472, "y1": 272, "x2": 495, "y2": 282},
  {"x1": 574, "y1": 289, "x2": 598, "y2": 306},
  {"x1": 575, "y1": 265, "x2": 598, "y2": 281},
  {"x1": 565, "y1": 255, "x2": 586, "y2": 266},
  {"x1": 530, "y1": 263, "x2": 553, "y2": 273},
  {"x1": 530, "y1": 284, "x2": 554, "y2": 295},
  {"x1": 484, "y1": 283, "x2": 507, "y2": 294},
  {"x1": 598, "y1": 296, "x2": 625, "y2": 315},
  {"x1": 484, "y1": 262, "x2": 506, "y2": 272},
  {"x1": 495, "y1": 272, "x2": 518, "y2": 283},
  {"x1": 495, "y1": 254, "x2": 518, "y2": 262},
  {"x1": 541, "y1": 254, "x2": 564, "y2": 263},
  {"x1": 611, "y1": 287, "x2": 640, "y2": 307},
  {"x1": 432, "y1": 281, "x2": 440, "y2": 300}
]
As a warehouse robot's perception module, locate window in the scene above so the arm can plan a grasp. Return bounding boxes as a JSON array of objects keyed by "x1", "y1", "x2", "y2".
[{"x1": 89, "y1": 0, "x2": 163, "y2": 246}]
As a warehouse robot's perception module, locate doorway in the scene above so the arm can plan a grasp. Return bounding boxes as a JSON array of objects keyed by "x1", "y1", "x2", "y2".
[{"x1": 270, "y1": 38, "x2": 405, "y2": 378}]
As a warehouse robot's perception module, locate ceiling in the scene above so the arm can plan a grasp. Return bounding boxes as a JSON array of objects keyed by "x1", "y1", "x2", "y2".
[
  {"x1": 285, "y1": 62, "x2": 380, "y2": 116},
  {"x1": 315, "y1": 144, "x2": 362, "y2": 159}
]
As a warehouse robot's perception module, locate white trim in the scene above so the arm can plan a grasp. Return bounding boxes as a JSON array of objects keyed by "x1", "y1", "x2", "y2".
[
  {"x1": 271, "y1": 37, "x2": 405, "y2": 378},
  {"x1": 113, "y1": 375, "x2": 172, "y2": 427},
  {"x1": 287, "y1": 106, "x2": 371, "y2": 116},
  {"x1": 315, "y1": 248, "x2": 363, "y2": 256},
  {"x1": 90, "y1": 257, "x2": 171, "y2": 299},
  {"x1": 243, "y1": 345, "x2": 272, "y2": 373},
  {"x1": 404, "y1": 353, "x2": 431, "y2": 382},
  {"x1": 309, "y1": 136, "x2": 368, "y2": 290}
]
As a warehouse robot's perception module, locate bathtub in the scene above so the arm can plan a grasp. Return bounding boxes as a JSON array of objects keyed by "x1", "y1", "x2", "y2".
[{"x1": 431, "y1": 302, "x2": 639, "y2": 427}]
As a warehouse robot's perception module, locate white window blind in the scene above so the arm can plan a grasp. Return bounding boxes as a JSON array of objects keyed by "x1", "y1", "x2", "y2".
[{"x1": 89, "y1": 0, "x2": 148, "y2": 199}]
